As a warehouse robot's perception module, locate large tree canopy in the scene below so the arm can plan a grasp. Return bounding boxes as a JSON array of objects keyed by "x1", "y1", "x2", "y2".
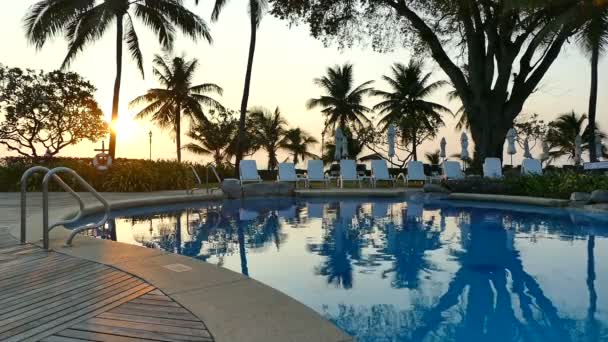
[{"x1": 270, "y1": 0, "x2": 587, "y2": 164}]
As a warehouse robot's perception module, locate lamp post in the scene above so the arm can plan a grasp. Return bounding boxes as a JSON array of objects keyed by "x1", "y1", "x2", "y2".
[{"x1": 148, "y1": 130, "x2": 153, "y2": 160}]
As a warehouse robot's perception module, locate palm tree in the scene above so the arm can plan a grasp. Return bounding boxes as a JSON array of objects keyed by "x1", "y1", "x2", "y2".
[
  {"x1": 202, "y1": 0, "x2": 268, "y2": 175},
  {"x1": 577, "y1": 0, "x2": 608, "y2": 162},
  {"x1": 448, "y1": 87, "x2": 469, "y2": 132},
  {"x1": 280, "y1": 128, "x2": 319, "y2": 165},
  {"x1": 373, "y1": 61, "x2": 450, "y2": 161},
  {"x1": 130, "y1": 55, "x2": 223, "y2": 162},
  {"x1": 545, "y1": 111, "x2": 606, "y2": 162},
  {"x1": 307, "y1": 64, "x2": 374, "y2": 133},
  {"x1": 425, "y1": 150, "x2": 441, "y2": 165},
  {"x1": 183, "y1": 112, "x2": 237, "y2": 166},
  {"x1": 250, "y1": 107, "x2": 287, "y2": 170},
  {"x1": 25, "y1": 0, "x2": 211, "y2": 159}
]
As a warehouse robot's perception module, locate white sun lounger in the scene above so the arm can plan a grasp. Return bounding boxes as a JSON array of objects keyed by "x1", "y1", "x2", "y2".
[
  {"x1": 442, "y1": 160, "x2": 465, "y2": 180},
  {"x1": 483, "y1": 158, "x2": 503, "y2": 179},
  {"x1": 277, "y1": 162, "x2": 304, "y2": 186},
  {"x1": 405, "y1": 161, "x2": 427, "y2": 187},
  {"x1": 521, "y1": 158, "x2": 542, "y2": 176},
  {"x1": 339, "y1": 160, "x2": 369, "y2": 188},
  {"x1": 305, "y1": 160, "x2": 330, "y2": 188},
  {"x1": 239, "y1": 160, "x2": 262, "y2": 185},
  {"x1": 370, "y1": 160, "x2": 396, "y2": 188}
]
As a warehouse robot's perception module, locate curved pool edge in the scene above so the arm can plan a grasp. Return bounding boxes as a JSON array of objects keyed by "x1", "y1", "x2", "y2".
[{"x1": 14, "y1": 192, "x2": 353, "y2": 342}]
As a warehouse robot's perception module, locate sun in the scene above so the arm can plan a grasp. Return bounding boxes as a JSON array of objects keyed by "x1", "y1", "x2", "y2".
[{"x1": 109, "y1": 116, "x2": 144, "y2": 140}]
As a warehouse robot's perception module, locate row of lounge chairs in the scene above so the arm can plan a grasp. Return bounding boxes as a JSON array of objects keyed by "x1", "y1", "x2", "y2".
[{"x1": 239, "y1": 157, "x2": 544, "y2": 188}]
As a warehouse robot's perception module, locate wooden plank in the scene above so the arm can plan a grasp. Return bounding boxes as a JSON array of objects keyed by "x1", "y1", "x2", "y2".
[
  {"x1": 0, "y1": 244, "x2": 39, "y2": 254},
  {"x1": 129, "y1": 298, "x2": 182, "y2": 307},
  {"x1": 85, "y1": 317, "x2": 211, "y2": 338},
  {"x1": 40, "y1": 335, "x2": 91, "y2": 342},
  {"x1": 109, "y1": 307, "x2": 199, "y2": 322},
  {"x1": 0, "y1": 277, "x2": 145, "y2": 333},
  {"x1": 71, "y1": 322, "x2": 212, "y2": 342},
  {"x1": 0, "y1": 254, "x2": 67, "y2": 278},
  {"x1": 149, "y1": 289, "x2": 164, "y2": 296},
  {"x1": 118, "y1": 303, "x2": 194, "y2": 314},
  {"x1": 4, "y1": 283, "x2": 154, "y2": 342},
  {"x1": 0, "y1": 257, "x2": 90, "y2": 289},
  {"x1": 56, "y1": 328, "x2": 157, "y2": 342},
  {"x1": 97, "y1": 312, "x2": 207, "y2": 330},
  {"x1": 0, "y1": 271, "x2": 127, "y2": 317},
  {"x1": 140, "y1": 294, "x2": 175, "y2": 302}
]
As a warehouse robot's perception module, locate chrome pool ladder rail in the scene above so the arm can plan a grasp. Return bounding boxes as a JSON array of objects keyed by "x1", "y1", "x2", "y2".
[
  {"x1": 20, "y1": 166, "x2": 85, "y2": 245},
  {"x1": 41, "y1": 167, "x2": 111, "y2": 248},
  {"x1": 189, "y1": 164, "x2": 222, "y2": 195}
]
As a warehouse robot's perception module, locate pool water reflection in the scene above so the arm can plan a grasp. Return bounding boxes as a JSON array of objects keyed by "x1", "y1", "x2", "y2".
[{"x1": 87, "y1": 198, "x2": 608, "y2": 341}]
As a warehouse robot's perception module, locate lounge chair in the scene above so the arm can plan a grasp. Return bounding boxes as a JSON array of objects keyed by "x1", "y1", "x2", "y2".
[
  {"x1": 483, "y1": 158, "x2": 503, "y2": 179},
  {"x1": 370, "y1": 160, "x2": 396, "y2": 188},
  {"x1": 521, "y1": 158, "x2": 542, "y2": 176},
  {"x1": 339, "y1": 160, "x2": 369, "y2": 188},
  {"x1": 442, "y1": 160, "x2": 465, "y2": 180},
  {"x1": 277, "y1": 162, "x2": 304, "y2": 187},
  {"x1": 305, "y1": 160, "x2": 330, "y2": 188},
  {"x1": 405, "y1": 161, "x2": 427, "y2": 187},
  {"x1": 239, "y1": 160, "x2": 262, "y2": 185}
]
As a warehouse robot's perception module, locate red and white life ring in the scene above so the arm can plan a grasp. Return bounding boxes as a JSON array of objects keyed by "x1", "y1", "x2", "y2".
[{"x1": 93, "y1": 153, "x2": 113, "y2": 171}]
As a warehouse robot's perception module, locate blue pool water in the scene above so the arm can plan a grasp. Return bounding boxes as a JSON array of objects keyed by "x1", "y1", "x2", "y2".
[{"x1": 80, "y1": 198, "x2": 608, "y2": 341}]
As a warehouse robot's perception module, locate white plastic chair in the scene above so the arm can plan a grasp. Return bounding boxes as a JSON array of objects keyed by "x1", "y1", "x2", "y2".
[
  {"x1": 277, "y1": 162, "x2": 304, "y2": 186},
  {"x1": 405, "y1": 161, "x2": 427, "y2": 187},
  {"x1": 239, "y1": 160, "x2": 262, "y2": 185},
  {"x1": 370, "y1": 160, "x2": 396, "y2": 188},
  {"x1": 521, "y1": 158, "x2": 542, "y2": 176},
  {"x1": 339, "y1": 160, "x2": 368, "y2": 188},
  {"x1": 305, "y1": 160, "x2": 330, "y2": 188},
  {"x1": 483, "y1": 158, "x2": 503, "y2": 179},
  {"x1": 442, "y1": 160, "x2": 465, "y2": 180}
]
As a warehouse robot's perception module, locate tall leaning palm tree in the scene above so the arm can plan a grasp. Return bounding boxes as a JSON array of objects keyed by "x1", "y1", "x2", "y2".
[
  {"x1": 130, "y1": 55, "x2": 224, "y2": 162},
  {"x1": 200, "y1": 0, "x2": 268, "y2": 175},
  {"x1": 307, "y1": 64, "x2": 374, "y2": 133},
  {"x1": 577, "y1": 0, "x2": 608, "y2": 162},
  {"x1": 250, "y1": 107, "x2": 287, "y2": 170},
  {"x1": 24, "y1": 0, "x2": 211, "y2": 159},
  {"x1": 373, "y1": 61, "x2": 450, "y2": 161},
  {"x1": 280, "y1": 128, "x2": 319, "y2": 165}
]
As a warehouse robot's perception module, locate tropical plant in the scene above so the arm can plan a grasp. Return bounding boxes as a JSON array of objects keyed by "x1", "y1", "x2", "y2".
[
  {"x1": 183, "y1": 110, "x2": 237, "y2": 166},
  {"x1": 249, "y1": 107, "x2": 287, "y2": 170},
  {"x1": 0, "y1": 66, "x2": 107, "y2": 157},
  {"x1": 202, "y1": 0, "x2": 268, "y2": 175},
  {"x1": 545, "y1": 111, "x2": 607, "y2": 162},
  {"x1": 322, "y1": 127, "x2": 364, "y2": 163},
  {"x1": 425, "y1": 150, "x2": 441, "y2": 165},
  {"x1": 270, "y1": 0, "x2": 585, "y2": 164},
  {"x1": 307, "y1": 64, "x2": 374, "y2": 133},
  {"x1": 24, "y1": 0, "x2": 211, "y2": 158},
  {"x1": 280, "y1": 128, "x2": 319, "y2": 165},
  {"x1": 130, "y1": 55, "x2": 224, "y2": 162},
  {"x1": 373, "y1": 61, "x2": 450, "y2": 161},
  {"x1": 577, "y1": 0, "x2": 608, "y2": 161}
]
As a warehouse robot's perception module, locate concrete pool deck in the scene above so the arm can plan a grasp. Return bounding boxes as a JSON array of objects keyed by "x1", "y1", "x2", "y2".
[{"x1": 1, "y1": 191, "x2": 353, "y2": 342}]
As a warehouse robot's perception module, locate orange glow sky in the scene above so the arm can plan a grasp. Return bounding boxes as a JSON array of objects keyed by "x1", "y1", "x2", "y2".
[{"x1": 1, "y1": 1, "x2": 606, "y2": 167}]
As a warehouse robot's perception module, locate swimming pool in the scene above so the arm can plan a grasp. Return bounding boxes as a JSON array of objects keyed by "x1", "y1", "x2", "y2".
[{"x1": 77, "y1": 198, "x2": 608, "y2": 341}]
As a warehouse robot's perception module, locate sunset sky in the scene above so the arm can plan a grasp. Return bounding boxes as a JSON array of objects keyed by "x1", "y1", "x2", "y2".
[{"x1": 1, "y1": 1, "x2": 606, "y2": 167}]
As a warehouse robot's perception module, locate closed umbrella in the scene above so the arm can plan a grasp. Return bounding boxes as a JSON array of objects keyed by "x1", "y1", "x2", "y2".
[
  {"x1": 523, "y1": 138, "x2": 532, "y2": 159},
  {"x1": 596, "y1": 132, "x2": 603, "y2": 161},
  {"x1": 387, "y1": 124, "x2": 396, "y2": 159},
  {"x1": 440, "y1": 137, "x2": 447, "y2": 162},
  {"x1": 460, "y1": 133, "x2": 469, "y2": 170},
  {"x1": 540, "y1": 140, "x2": 550, "y2": 163},
  {"x1": 574, "y1": 134, "x2": 582, "y2": 165},
  {"x1": 334, "y1": 128, "x2": 343, "y2": 161},
  {"x1": 507, "y1": 128, "x2": 517, "y2": 165},
  {"x1": 341, "y1": 132, "x2": 349, "y2": 159}
]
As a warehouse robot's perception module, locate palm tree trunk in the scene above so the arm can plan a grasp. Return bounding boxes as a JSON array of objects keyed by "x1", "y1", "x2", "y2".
[
  {"x1": 412, "y1": 129, "x2": 418, "y2": 161},
  {"x1": 176, "y1": 103, "x2": 182, "y2": 163},
  {"x1": 588, "y1": 45, "x2": 599, "y2": 162},
  {"x1": 234, "y1": 15, "x2": 258, "y2": 176},
  {"x1": 109, "y1": 14, "x2": 124, "y2": 159}
]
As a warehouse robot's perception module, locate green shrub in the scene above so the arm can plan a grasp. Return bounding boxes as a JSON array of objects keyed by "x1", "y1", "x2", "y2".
[{"x1": 0, "y1": 157, "x2": 235, "y2": 192}]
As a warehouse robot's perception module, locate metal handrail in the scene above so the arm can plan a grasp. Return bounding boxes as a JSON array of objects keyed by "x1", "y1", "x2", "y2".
[
  {"x1": 20, "y1": 166, "x2": 85, "y2": 244},
  {"x1": 42, "y1": 167, "x2": 110, "y2": 249},
  {"x1": 189, "y1": 164, "x2": 222, "y2": 195}
]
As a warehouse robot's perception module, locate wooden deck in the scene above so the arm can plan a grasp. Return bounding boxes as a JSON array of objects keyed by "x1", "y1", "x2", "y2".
[{"x1": 0, "y1": 228, "x2": 214, "y2": 342}]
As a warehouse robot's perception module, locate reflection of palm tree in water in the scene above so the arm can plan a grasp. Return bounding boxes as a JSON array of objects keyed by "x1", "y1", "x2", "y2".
[
  {"x1": 410, "y1": 208, "x2": 571, "y2": 342},
  {"x1": 586, "y1": 235, "x2": 599, "y2": 341}
]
